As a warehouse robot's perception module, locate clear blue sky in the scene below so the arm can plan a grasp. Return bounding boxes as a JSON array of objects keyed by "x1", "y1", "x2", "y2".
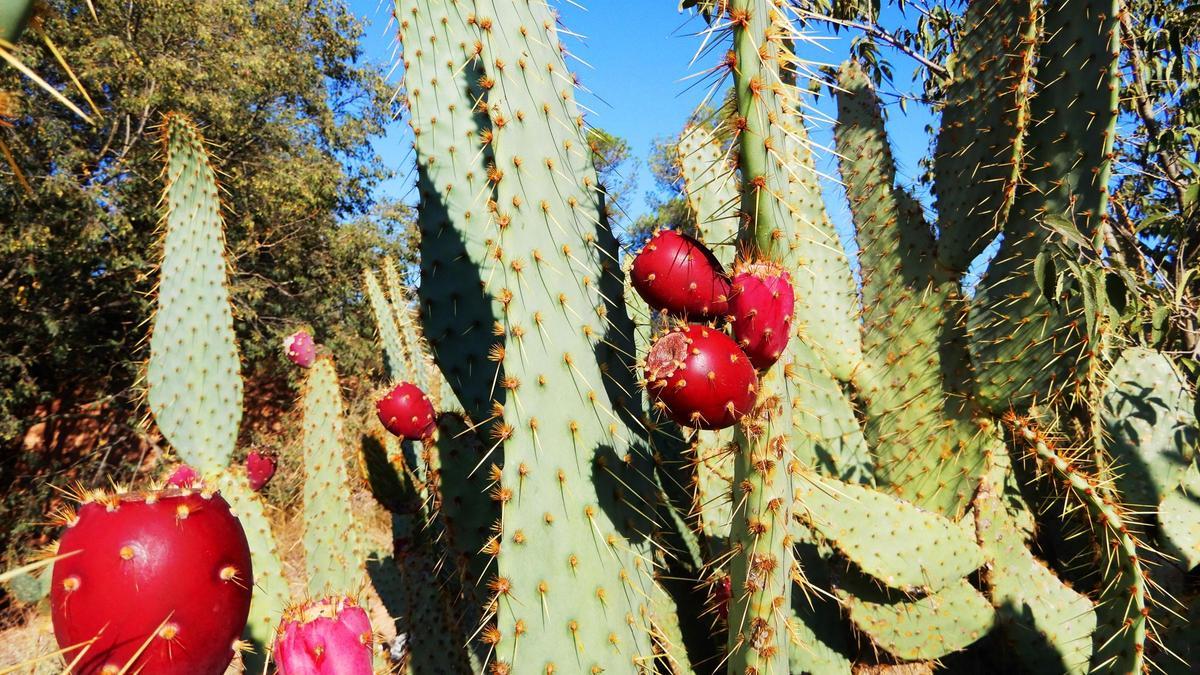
[{"x1": 348, "y1": 0, "x2": 937, "y2": 243}]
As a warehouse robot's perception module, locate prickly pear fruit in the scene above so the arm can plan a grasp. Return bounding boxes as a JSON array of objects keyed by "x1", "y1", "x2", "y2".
[
  {"x1": 273, "y1": 596, "x2": 374, "y2": 675},
  {"x1": 376, "y1": 382, "x2": 435, "y2": 440},
  {"x1": 284, "y1": 330, "x2": 317, "y2": 368},
  {"x1": 50, "y1": 488, "x2": 253, "y2": 674},
  {"x1": 631, "y1": 229, "x2": 732, "y2": 320},
  {"x1": 644, "y1": 324, "x2": 757, "y2": 430},
  {"x1": 245, "y1": 451, "x2": 276, "y2": 491},
  {"x1": 166, "y1": 464, "x2": 199, "y2": 488},
  {"x1": 729, "y1": 262, "x2": 795, "y2": 370}
]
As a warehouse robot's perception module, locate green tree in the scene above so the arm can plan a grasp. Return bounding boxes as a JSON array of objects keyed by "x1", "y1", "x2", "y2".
[{"x1": 0, "y1": 0, "x2": 401, "y2": 561}]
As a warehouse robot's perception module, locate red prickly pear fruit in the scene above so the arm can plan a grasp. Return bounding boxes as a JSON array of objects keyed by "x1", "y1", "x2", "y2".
[
  {"x1": 643, "y1": 324, "x2": 757, "y2": 430},
  {"x1": 284, "y1": 330, "x2": 317, "y2": 368},
  {"x1": 166, "y1": 464, "x2": 199, "y2": 488},
  {"x1": 631, "y1": 229, "x2": 731, "y2": 320},
  {"x1": 729, "y1": 262, "x2": 795, "y2": 370},
  {"x1": 273, "y1": 596, "x2": 374, "y2": 675},
  {"x1": 50, "y1": 488, "x2": 253, "y2": 674},
  {"x1": 376, "y1": 382, "x2": 435, "y2": 441},
  {"x1": 245, "y1": 451, "x2": 277, "y2": 491}
]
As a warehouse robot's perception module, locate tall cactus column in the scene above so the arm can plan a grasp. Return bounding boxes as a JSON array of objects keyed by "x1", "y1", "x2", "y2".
[{"x1": 725, "y1": 1, "x2": 797, "y2": 671}]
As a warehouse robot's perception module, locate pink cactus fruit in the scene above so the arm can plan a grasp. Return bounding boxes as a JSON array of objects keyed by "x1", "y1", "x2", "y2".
[
  {"x1": 728, "y1": 262, "x2": 795, "y2": 370},
  {"x1": 166, "y1": 464, "x2": 200, "y2": 489},
  {"x1": 245, "y1": 451, "x2": 277, "y2": 491},
  {"x1": 273, "y1": 596, "x2": 374, "y2": 675},
  {"x1": 283, "y1": 330, "x2": 317, "y2": 368}
]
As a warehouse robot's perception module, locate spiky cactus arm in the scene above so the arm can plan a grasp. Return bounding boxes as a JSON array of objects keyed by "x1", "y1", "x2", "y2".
[
  {"x1": 398, "y1": 0, "x2": 501, "y2": 424},
  {"x1": 723, "y1": 1, "x2": 805, "y2": 671},
  {"x1": 148, "y1": 114, "x2": 243, "y2": 473},
  {"x1": 833, "y1": 60, "x2": 988, "y2": 519},
  {"x1": 933, "y1": 0, "x2": 1039, "y2": 273},
  {"x1": 382, "y1": 257, "x2": 438, "y2": 394},
  {"x1": 967, "y1": 0, "x2": 1120, "y2": 413},
  {"x1": 1007, "y1": 416, "x2": 1148, "y2": 674},
  {"x1": 299, "y1": 355, "x2": 364, "y2": 595},
  {"x1": 364, "y1": 268, "x2": 409, "y2": 383}
]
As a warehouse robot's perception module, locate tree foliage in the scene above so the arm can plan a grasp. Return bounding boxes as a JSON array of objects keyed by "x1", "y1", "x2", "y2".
[{"x1": 0, "y1": 0, "x2": 402, "y2": 440}]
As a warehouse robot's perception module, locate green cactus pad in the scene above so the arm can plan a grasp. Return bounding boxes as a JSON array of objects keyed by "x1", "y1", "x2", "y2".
[
  {"x1": 1103, "y1": 348, "x2": 1198, "y2": 505},
  {"x1": 933, "y1": 0, "x2": 1038, "y2": 272},
  {"x1": 780, "y1": 114, "x2": 863, "y2": 385},
  {"x1": 214, "y1": 471, "x2": 290, "y2": 658},
  {"x1": 300, "y1": 356, "x2": 363, "y2": 595},
  {"x1": 967, "y1": 0, "x2": 1120, "y2": 412},
  {"x1": 974, "y1": 478, "x2": 1096, "y2": 674},
  {"x1": 834, "y1": 61, "x2": 988, "y2": 518},
  {"x1": 147, "y1": 114, "x2": 243, "y2": 472},
  {"x1": 678, "y1": 124, "x2": 738, "y2": 264},
  {"x1": 794, "y1": 472, "x2": 984, "y2": 591},
  {"x1": 399, "y1": 0, "x2": 502, "y2": 423},
  {"x1": 1160, "y1": 464, "x2": 1200, "y2": 571},
  {"x1": 837, "y1": 575, "x2": 995, "y2": 662},
  {"x1": 364, "y1": 267, "x2": 409, "y2": 384},
  {"x1": 420, "y1": 0, "x2": 666, "y2": 670},
  {"x1": 784, "y1": 338, "x2": 873, "y2": 484},
  {"x1": 382, "y1": 256, "x2": 434, "y2": 392}
]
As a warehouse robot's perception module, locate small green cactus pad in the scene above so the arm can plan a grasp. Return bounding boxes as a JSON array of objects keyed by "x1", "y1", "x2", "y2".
[
  {"x1": 837, "y1": 575, "x2": 995, "y2": 662},
  {"x1": 147, "y1": 114, "x2": 243, "y2": 472},
  {"x1": 1160, "y1": 464, "x2": 1200, "y2": 571},
  {"x1": 300, "y1": 356, "x2": 363, "y2": 595},
  {"x1": 933, "y1": 0, "x2": 1038, "y2": 272},
  {"x1": 359, "y1": 431, "x2": 414, "y2": 514},
  {"x1": 382, "y1": 257, "x2": 433, "y2": 391},
  {"x1": 1102, "y1": 347, "x2": 1198, "y2": 508},
  {"x1": 974, "y1": 478, "x2": 1096, "y2": 674},
  {"x1": 364, "y1": 267, "x2": 408, "y2": 384},
  {"x1": 678, "y1": 123, "x2": 737, "y2": 264},
  {"x1": 214, "y1": 470, "x2": 290, "y2": 658},
  {"x1": 793, "y1": 472, "x2": 984, "y2": 591}
]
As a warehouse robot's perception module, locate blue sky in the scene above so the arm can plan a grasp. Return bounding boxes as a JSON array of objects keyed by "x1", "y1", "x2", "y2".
[{"x1": 348, "y1": 0, "x2": 938, "y2": 239}]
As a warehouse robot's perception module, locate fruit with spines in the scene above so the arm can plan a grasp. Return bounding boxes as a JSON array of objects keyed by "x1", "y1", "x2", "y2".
[
  {"x1": 284, "y1": 330, "x2": 317, "y2": 368},
  {"x1": 245, "y1": 451, "x2": 276, "y2": 492},
  {"x1": 644, "y1": 323, "x2": 758, "y2": 430},
  {"x1": 50, "y1": 488, "x2": 253, "y2": 674},
  {"x1": 631, "y1": 228, "x2": 732, "y2": 320},
  {"x1": 166, "y1": 464, "x2": 199, "y2": 488},
  {"x1": 729, "y1": 261, "x2": 794, "y2": 370},
  {"x1": 376, "y1": 382, "x2": 435, "y2": 441},
  {"x1": 273, "y1": 596, "x2": 374, "y2": 675}
]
